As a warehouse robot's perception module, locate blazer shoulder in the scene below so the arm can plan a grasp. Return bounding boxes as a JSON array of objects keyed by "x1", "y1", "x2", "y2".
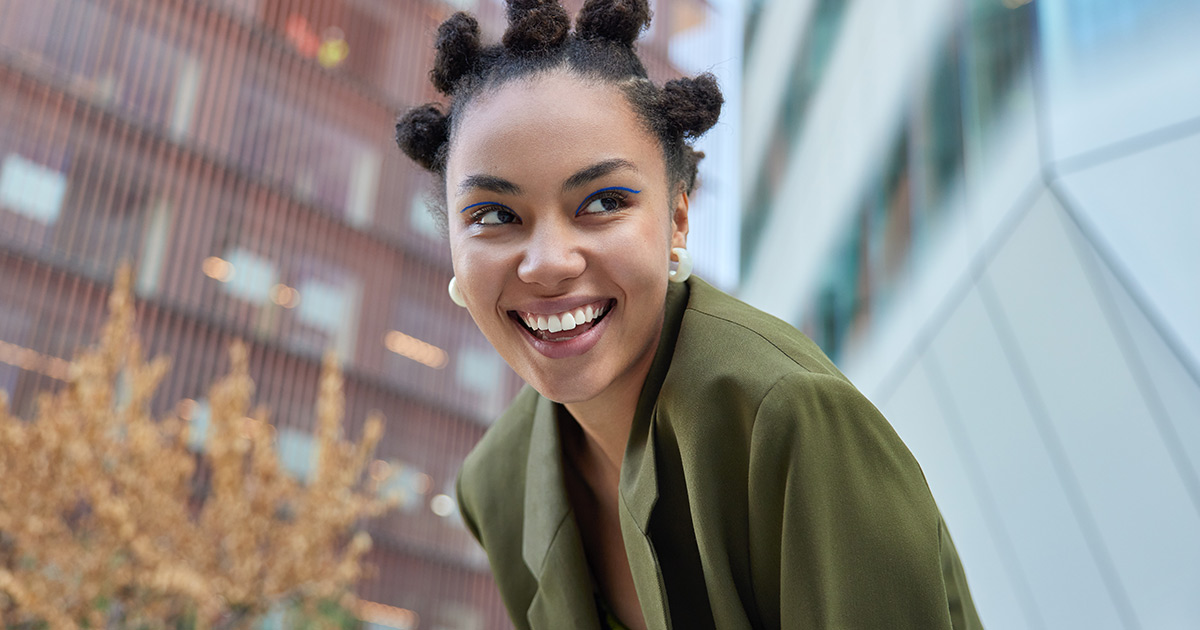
[
  {"x1": 459, "y1": 385, "x2": 538, "y2": 493},
  {"x1": 672, "y1": 279, "x2": 847, "y2": 398},
  {"x1": 457, "y1": 385, "x2": 540, "y2": 543},
  {"x1": 455, "y1": 387, "x2": 541, "y2": 628},
  {"x1": 751, "y1": 369, "x2": 896, "y2": 444}
]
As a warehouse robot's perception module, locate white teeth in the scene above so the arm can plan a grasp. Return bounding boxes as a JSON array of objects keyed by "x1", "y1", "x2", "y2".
[{"x1": 520, "y1": 302, "x2": 609, "y2": 333}]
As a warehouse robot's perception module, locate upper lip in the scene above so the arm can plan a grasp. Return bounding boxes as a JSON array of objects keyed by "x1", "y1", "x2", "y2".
[{"x1": 507, "y1": 296, "x2": 612, "y2": 316}]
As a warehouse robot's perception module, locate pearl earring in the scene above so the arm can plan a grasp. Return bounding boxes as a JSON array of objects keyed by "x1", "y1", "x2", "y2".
[
  {"x1": 669, "y1": 247, "x2": 692, "y2": 283},
  {"x1": 448, "y1": 276, "x2": 467, "y2": 307}
]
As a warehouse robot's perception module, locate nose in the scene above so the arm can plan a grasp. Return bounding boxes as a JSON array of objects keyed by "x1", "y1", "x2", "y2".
[{"x1": 516, "y1": 216, "x2": 586, "y2": 288}]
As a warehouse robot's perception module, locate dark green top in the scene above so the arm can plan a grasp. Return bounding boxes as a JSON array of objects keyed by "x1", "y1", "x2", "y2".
[{"x1": 456, "y1": 277, "x2": 982, "y2": 630}]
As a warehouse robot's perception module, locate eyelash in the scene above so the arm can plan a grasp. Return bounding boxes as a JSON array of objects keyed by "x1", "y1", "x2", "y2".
[
  {"x1": 461, "y1": 186, "x2": 640, "y2": 226},
  {"x1": 466, "y1": 204, "x2": 519, "y2": 226}
]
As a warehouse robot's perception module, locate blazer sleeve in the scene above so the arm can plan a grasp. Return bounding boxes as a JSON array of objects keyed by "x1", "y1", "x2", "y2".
[
  {"x1": 746, "y1": 371, "x2": 983, "y2": 629},
  {"x1": 455, "y1": 468, "x2": 485, "y2": 547}
]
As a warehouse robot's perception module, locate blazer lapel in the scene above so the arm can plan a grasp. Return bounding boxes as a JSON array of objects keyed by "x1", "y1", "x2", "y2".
[
  {"x1": 621, "y1": 278, "x2": 688, "y2": 533},
  {"x1": 524, "y1": 282, "x2": 691, "y2": 630},
  {"x1": 523, "y1": 395, "x2": 601, "y2": 630},
  {"x1": 612, "y1": 280, "x2": 692, "y2": 630},
  {"x1": 619, "y1": 423, "x2": 671, "y2": 630}
]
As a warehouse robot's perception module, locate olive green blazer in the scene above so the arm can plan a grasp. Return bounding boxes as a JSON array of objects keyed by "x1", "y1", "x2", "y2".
[{"x1": 456, "y1": 277, "x2": 982, "y2": 630}]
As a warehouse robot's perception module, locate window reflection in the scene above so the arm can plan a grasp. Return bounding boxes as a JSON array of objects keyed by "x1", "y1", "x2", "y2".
[
  {"x1": 742, "y1": 0, "x2": 852, "y2": 271},
  {"x1": 0, "y1": 154, "x2": 67, "y2": 225},
  {"x1": 234, "y1": 78, "x2": 381, "y2": 224},
  {"x1": 801, "y1": 2, "x2": 1037, "y2": 361}
]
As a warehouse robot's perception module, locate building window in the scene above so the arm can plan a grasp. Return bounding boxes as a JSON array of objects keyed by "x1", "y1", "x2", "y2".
[{"x1": 0, "y1": 154, "x2": 67, "y2": 225}]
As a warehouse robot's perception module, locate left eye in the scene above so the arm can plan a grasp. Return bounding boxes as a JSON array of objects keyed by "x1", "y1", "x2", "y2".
[
  {"x1": 579, "y1": 195, "x2": 623, "y2": 215},
  {"x1": 477, "y1": 207, "x2": 519, "y2": 225}
]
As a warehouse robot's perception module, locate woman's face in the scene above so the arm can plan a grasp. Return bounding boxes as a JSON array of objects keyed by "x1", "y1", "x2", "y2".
[{"x1": 444, "y1": 71, "x2": 688, "y2": 405}]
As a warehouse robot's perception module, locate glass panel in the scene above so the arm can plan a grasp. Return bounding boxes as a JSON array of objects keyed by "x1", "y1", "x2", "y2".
[
  {"x1": 984, "y1": 193, "x2": 1200, "y2": 628},
  {"x1": 1058, "y1": 131, "x2": 1200, "y2": 367},
  {"x1": 0, "y1": 154, "x2": 66, "y2": 223},
  {"x1": 1038, "y1": 0, "x2": 1200, "y2": 161},
  {"x1": 930, "y1": 287, "x2": 1124, "y2": 629},
  {"x1": 1088, "y1": 242, "x2": 1200, "y2": 486}
]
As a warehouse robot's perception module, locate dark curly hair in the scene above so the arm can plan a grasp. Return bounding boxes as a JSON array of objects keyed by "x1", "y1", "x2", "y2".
[{"x1": 396, "y1": 0, "x2": 723, "y2": 232}]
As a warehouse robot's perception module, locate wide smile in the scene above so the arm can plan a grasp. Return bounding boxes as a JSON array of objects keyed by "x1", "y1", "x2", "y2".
[{"x1": 508, "y1": 298, "x2": 615, "y2": 359}]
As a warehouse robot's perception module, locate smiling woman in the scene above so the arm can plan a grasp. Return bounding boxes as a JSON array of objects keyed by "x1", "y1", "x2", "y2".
[
  {"x1": 395, "y1": 2, "x2": 982, "y2": 630},
  {"x1": 444, "y1": 72, "x2": 686, "y2": 410}
]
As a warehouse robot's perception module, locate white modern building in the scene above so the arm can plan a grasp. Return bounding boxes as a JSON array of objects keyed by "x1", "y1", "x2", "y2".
[{"x1": 740, "y1": 0, "x2": 1200, "y2": 628}]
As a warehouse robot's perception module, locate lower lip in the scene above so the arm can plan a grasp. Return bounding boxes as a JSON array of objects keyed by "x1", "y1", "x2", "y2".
[{"x1": 515, "y1": 307, "x2": 612, "y2": 359}]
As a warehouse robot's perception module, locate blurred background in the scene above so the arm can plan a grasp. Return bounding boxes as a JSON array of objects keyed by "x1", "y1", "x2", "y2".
[
  {"x1": 740, "y1": 0, "x2": 1199, "y2": 629},
  {"x1": 0, "y1": 0, "x2": 1195, "y2": 628}
]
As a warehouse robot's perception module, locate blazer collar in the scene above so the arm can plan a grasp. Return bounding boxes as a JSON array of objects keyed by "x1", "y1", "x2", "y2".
[
  {"x1": 521, "y1": 280, "x2": 692, "y2": 552},
  {"x1": 519, "y1": 280, "x2": 693, "y2": 629},
  {"x1": 619, "y1": 279, "x2": 690, "y2": 530},
  {"x1": 522, "y1": 395, "x2": 601, "y2": 628},
  {"x1": 523, "y1": 394, "x2": 572, "y2": 572}
]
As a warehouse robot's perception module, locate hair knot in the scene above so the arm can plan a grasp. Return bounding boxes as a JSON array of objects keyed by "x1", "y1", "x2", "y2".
[
  {"x1": 396, "y1": 104, "x2": 450, "y2": 173},
  {"x1": 430, "y1": 12, "x2": 482, "y2": 95},
  {"x1": 658, "y1": 73, "x2": 723, "y2": 139},
  {"x1": 503, "y1": 0, "x2": 570, "y2": 53},
  {"x1": 575, "y1": 0, "x2": 651, "y2": 46}
]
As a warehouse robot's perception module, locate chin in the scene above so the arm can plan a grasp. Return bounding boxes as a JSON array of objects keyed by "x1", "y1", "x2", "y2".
[{"x1": 523, "y1": 372, "x2": 604, "y2": 406}]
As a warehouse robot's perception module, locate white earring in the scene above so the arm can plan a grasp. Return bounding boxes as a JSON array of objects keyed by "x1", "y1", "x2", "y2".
[
  {"x1": 448, "y1": 276, "x2": 467, "y2": 308},
  {"x1": 668, "y1": 247, "x2": 692, "y2": 283}
]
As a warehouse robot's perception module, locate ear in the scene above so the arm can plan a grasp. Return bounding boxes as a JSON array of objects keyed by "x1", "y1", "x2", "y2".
[{"x1": 670, "y1": 187, "x2": 690, "y2": 250}]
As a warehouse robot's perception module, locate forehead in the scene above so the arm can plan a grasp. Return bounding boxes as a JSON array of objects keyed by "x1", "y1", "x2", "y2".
[{"x1": 446, "y1": 72, "x2": 663, "y2": 190}]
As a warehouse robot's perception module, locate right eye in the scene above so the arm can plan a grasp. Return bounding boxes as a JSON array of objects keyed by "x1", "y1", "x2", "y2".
[{"x1": 471, "y1": 205, "x2": 520, "y2": 226}]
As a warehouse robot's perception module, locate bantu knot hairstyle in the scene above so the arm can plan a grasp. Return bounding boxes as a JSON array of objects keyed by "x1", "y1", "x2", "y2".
[
  {"x1": 575, "y1": 0, "x2": 651, "y2": 46},
  {"x1": 430, "y1": 12, "x2": 481, "y2": 95},
  {"x1": 395, "y1": 104, "x2": 449, "y2": 172},
  {"x1": 658, "y1": 73, "x2": 723, "y2": 140},
  {"x1": 396, "y1": 0, "x2": 723, "y2": 230},
  {"x1": 503, "y1": 0, "x2": 570, "y2": 53}
]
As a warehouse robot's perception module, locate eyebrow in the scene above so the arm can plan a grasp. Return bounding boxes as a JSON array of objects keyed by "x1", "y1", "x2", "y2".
[
  {"x1": 455, "y1": 158, "x2": 637, "y2": 202},
  {"x1": 562, "y1": 159, "x2": 639, "y2": 192},
  {"x1": 457, "y1": 174, "x2": 522, "y2": 197}
]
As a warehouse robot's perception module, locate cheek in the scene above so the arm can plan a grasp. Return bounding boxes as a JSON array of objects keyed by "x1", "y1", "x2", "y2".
[
  {"x1": 449, "y1": 239, "x2": 518, "y2": 312},
  {"x1": 600, "y1": 228, "x2": 671, "y2": 290}
]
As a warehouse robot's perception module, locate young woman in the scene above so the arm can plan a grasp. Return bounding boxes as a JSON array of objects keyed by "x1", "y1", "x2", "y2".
[{"x1": 396, "y1": 1, "x2": 982, "y2": 629}]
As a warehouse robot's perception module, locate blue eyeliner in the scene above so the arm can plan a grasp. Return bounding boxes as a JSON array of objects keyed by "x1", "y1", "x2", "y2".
[
  {"x1": 460, "y1": 200, "x2": 512, "y2": 214},
  {"x1": 575, "y1": 186, "x2": 641, "y2": 216}
]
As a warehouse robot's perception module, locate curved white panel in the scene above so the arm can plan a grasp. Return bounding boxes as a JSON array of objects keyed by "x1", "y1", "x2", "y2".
[
  {"x1": 930, "y1": 288, "x2": 1121, "y2": 630},
  {"x1": 984, "y1": 195, "x2": 1200, "y2": 629},
  {"x1": 1057, "y1": 131, "x2": 1200, "y2": 376}
]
